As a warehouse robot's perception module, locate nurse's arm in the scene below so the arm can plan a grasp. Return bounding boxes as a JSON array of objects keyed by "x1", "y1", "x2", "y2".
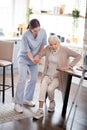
[
  {"x1": 38, "y1": 45, "x2": 45, "y2": 58},
  {"x1": 26, "y1": 51, "x2": 40, "y2": 64}
]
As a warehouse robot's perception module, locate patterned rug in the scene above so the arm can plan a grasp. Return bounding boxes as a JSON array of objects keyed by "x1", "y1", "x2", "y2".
[{"x1": 0, "y1": 103, "x2": 33, "y2": 124}]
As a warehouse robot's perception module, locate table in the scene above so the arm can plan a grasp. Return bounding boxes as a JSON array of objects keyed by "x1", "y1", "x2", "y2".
[{"x1": 57, "y1": 67, "x2": 87, "y2": 118}]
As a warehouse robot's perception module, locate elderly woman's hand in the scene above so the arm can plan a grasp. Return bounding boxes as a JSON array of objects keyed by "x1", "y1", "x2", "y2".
[
  {"x1": 33, "y1": 56, "x2": 41, "y2": 64},
  {"x1": 57, "y1": 66, "x2": 72, "y2": 71}
]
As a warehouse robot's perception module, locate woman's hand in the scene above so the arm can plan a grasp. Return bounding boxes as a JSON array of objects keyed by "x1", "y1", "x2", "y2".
[
  {"x1": 33, "y1": 56, "x2": 40, "y2": 64},
  {"x1": 57, "y1": 66, "x2": 72, "y2": 71},
  {"x1": 26, "y1": 52, "x2": 40, "y2": 64}
]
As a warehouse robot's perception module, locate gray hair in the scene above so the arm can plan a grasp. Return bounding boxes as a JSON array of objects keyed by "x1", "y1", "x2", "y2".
[{"x1": 48, "y1": 35, "x2": 60, "y2": 44}]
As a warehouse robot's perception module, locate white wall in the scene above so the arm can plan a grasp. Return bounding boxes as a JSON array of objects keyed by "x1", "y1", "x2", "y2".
[
  {"x1": 30, "y1": 13, "x2": 85, "y2": 48},
  {"x1": 0, "y1": 0, "x2": 28, "y2": 34},
  {"x1": 13, "y1": 0, "x2": 27, "y2": 30},
  {"x1": 0, "y1": 0, "x2": 12, "y2": 33},
  {"x1": 0, "y1": 0, "x2": 86, "y2": 39}
]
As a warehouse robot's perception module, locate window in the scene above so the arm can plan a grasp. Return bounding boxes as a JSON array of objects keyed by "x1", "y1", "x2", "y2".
[
  {"x1": 0, "y1": 0, "x2": 27, "y2": 36},
  {"x1": 0, "y1": 0, "x2": 12, "y2": 35}
]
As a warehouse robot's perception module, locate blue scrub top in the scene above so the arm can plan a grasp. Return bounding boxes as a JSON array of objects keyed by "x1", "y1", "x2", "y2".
[{"x1": 18, "y1": 28, "x2": 47, "y2": 65}]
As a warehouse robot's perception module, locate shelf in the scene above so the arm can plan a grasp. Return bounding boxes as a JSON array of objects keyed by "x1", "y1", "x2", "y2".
[{"x1": 32, "y1": 12, "x2": 85, "y2": 19}]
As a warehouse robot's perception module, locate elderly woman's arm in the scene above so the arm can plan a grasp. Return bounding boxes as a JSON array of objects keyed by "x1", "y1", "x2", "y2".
[{"x1": 67, "y1": 48, "x2": 82, "y2": 68}]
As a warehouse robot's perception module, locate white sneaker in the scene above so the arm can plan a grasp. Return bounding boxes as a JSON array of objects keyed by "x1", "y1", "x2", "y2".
[
  {"x1": 23, "y1": 100, "x2": 35, "y2": 107},
  {"x1": 14, "y1": 104, "x2": 23, "y2": 113},
  {"x1": 48, "y1": 100, "x2": 55, "y2": 112},
  {"x1": 33, "y1": 109, "x2": 44, "y2": 119}
]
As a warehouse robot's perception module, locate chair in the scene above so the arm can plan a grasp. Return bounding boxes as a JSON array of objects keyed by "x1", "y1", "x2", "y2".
[{"x1": 0, "y1": 40, "x2": 14, "y2": 103}]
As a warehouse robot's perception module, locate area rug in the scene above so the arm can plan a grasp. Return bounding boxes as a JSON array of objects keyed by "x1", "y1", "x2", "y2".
[{"x1": 0, "y1": 103, "x2": 33, "y2": 124}]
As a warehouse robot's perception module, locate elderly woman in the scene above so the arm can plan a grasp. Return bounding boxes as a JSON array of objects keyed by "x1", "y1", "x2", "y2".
[{"x1": 33, "y1": 35, "x2": 82, "y2": 119}]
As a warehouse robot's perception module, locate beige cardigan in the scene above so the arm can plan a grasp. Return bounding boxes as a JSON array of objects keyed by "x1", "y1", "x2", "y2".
[{"x1": 40, "y1": 45, "x2": 82, "y2": 92}]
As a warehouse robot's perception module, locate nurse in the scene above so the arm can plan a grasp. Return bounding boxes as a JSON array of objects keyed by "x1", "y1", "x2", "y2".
[{"x1": 14, "y1": 19, "x2": 47, "y2": 113}]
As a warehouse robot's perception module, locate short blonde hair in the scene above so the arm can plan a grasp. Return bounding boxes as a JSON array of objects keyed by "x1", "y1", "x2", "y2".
[{"x1": 48, "y1": 35, "x2": 60, "y2": 44}]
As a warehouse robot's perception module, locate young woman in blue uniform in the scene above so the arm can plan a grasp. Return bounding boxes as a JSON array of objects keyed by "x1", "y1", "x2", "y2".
[{"x1": 14, "y1": 19, "x2": 47, "y2": 113}]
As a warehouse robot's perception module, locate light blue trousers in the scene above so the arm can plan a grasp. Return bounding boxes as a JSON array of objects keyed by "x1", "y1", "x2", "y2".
[{"x1": 15, "y1": 63, "x2": 38, "y2": 106}]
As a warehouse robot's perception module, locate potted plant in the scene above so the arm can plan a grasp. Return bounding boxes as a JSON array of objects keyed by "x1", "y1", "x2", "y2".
[
  {"x1": 26, "y1": 8, "x2": 33, "y2": 24},
  {"x1": 72, "y1": 8, "x2": 80, "y2": 43},
  {"x1": 72, "y1": 8, "x2": 80, "y2": 28}
]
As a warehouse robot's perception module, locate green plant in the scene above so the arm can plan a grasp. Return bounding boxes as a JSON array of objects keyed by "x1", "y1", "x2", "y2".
[
  {"x1": 72, "y1": 8, "x2": 80, "y2": 28},
  {"x1": 26, "y1": 8, "x2": 33, "y2": 23},
  {"x1": 72, "y1": 8, "x2": 80, "y2": 18},
  {"x1": 72, "y1": 9, "x2": 80, "y2": 43}
]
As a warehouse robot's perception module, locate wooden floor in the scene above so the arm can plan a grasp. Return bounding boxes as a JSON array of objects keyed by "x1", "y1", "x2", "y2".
[{"x1": 0, "y1": 72, "x2": 87, "y2": 130}]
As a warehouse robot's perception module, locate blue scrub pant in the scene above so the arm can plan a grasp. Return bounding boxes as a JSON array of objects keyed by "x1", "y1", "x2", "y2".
[{"x1": 15, "y1": 63, "x2": 38, "y2": 106}]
